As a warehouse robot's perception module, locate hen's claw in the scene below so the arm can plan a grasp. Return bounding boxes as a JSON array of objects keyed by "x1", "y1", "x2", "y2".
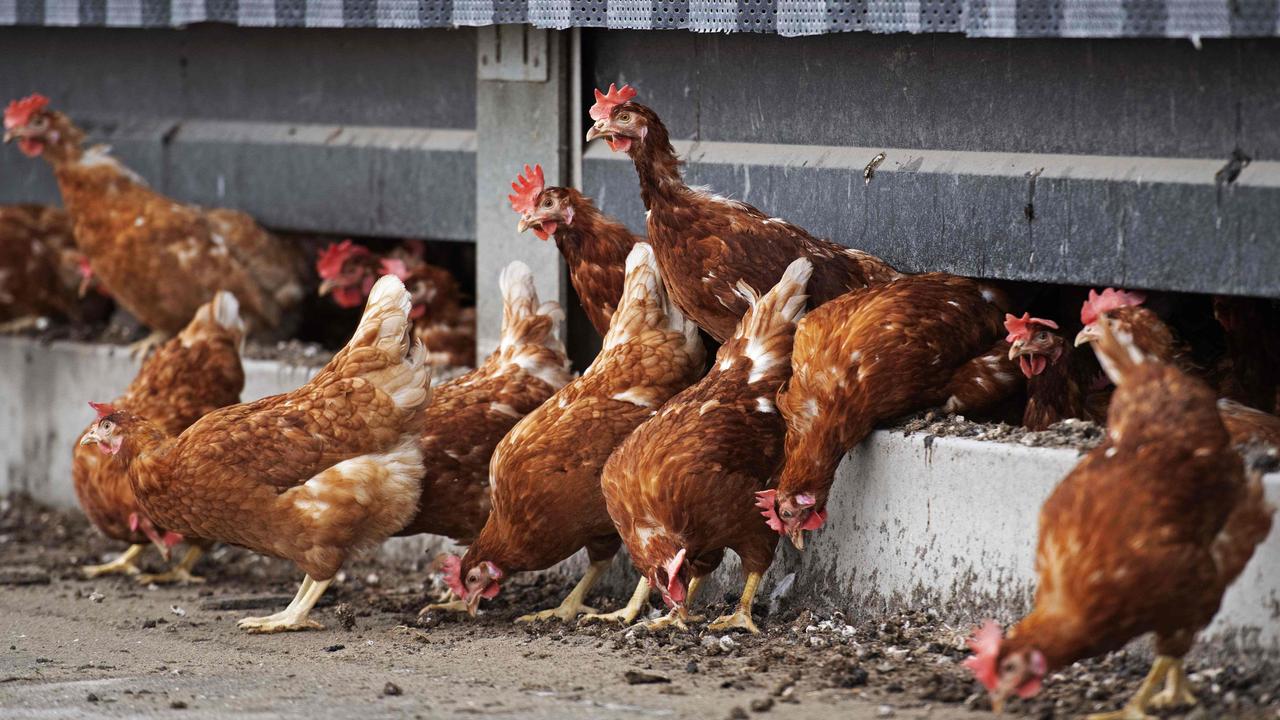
[
  {"x1": 81, "y1": 544, "x2": 144, "y2": 578},
  {"x1": 1086, "y1": 655, "x2": 1179, "y2": 720},
  {"x1": 641, "y1": 610, "x2": 689, "y2": 633},
  {"x1": 419, "y1": 598, "x2": 470, "y2": 616},
  {"x1": 580, "y1": 578, "x2": 651, "y2": 627},
  {"x1": 1148, "y1": 659, "x2": 1197, "y2": 710},
  {"x1": 708, "y1": 608, "x2": 759, "y2": 634},
  {"x1": 236, "y1": 574, "x2": 331, "y2": 635},
  {"x1": 516, "y1": 603, "x2": 598, "y2": 624}
]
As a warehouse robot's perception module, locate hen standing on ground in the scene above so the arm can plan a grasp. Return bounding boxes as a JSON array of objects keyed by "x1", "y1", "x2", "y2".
[
  {"x1": 4, "y1": 94, "x2": 307, "y2": 355},
  {"x1": 445, "y1": 243, "x2": 705, "y2": 621},
  {"x1": 80, "y1": 275, "x2": 431, "y2": 633},
  {"x1": 760, "y1": 273, "x2": 1013, "y2": 549},
  {"x1": 509, "y1": 163, "x2": 639, "y2": 338},
  {"x1": 395, "y1": 261, "x2": 573, "y2": 614},
  {"x1": 584, "y1": 84, "x2": 900, "y2": 342},
  {"x1": 595, "y1": 258, "x2": 813, "y2": 632},
  {"x1": 74, "y1": 291, "x2": 246, "y2": 584},
  {"x1": 966, "y1": 318, "x2": 1274, "y2": 719}
]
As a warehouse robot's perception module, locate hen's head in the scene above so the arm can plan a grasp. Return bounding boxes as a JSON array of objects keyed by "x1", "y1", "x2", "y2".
[
  {"x1": 447, "y1": 554, "x2": 503, "y2": 616},
  {"x1": 509, "y1": 164, "x2": 576, "y2": 241},
  {"x1": 755, "y1": 488, "x2": 828, "y2": 551},
  {"x1": 1004, "y1": 313, "x2": 1062, "y2": 378},
  {"x1": 964, "y1": 621, "x2": 1047, "y2": 713},
  {"x1": 1074, "y1": 288, "x2": 1145, "y2": 346},
  {"x1": 316, "y1": 240, "x2": 376, "y2": 309},
  {"x1": 585, "y1": 84, "x2": 654, "y2": 155},
  {"x1": 79, "y1": 402, "x2": 129, "y2": 457},
  {"x1": 4, "y1": 94, "x2": 54, "y2": 158}
]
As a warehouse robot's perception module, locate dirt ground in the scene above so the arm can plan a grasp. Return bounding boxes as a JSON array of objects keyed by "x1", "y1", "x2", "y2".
[{"x1": 2, "y1": 496, "x2": 1277, "y2": 720}]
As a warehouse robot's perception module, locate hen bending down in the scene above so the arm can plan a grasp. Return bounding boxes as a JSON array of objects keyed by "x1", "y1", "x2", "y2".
[
  {"x1": 596, "y1": 257, "x2": 813, "y2": 632},
  {"x1": 445, "y1": 243, "x2": 704, "y2": 622},
  {"x1": 584, "y1": 84, "x2": 900, "y2": 342},
  {"x1": 395, "y1": 261, "x2": 573, "y2": 614},
  {"x1": 761, "y1": 273, "x2": 1016, "y2": 549},
  {"x1": 74, "y1": 291, "x2": 246, "y2": 584},
  {"x1": 967, "y1": 317, "x2": 1273, "y2": 719},
  {"x1": 4, "y1": 94, "x2": 307, "y2": 354},
  {"x1": 80, "y1": 275, "x2": 431, "y2": 633}
]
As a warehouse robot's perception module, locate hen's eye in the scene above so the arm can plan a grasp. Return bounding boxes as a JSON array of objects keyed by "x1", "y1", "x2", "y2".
[
  {"x1": 100, "y1": 421, "x2": 113, "y2": 431},
  {"x1": 1035, "y1": 331, "x2": 1047, "y2": 340},
  {"x1": 618, "y1": 112, "x2": 631, "y2": 123},
  {"x1": 30, "y1": 116, "x2": 47, "y2": 129},
  {"x1": 542, "y1": 199, "x2": 553, "y2": 208}
]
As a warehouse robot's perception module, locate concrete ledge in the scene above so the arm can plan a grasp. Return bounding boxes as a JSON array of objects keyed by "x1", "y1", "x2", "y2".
[
  {"x1": 584, "y1": 141, "x2": 1280, "y2": 298},
  {"x1": 2, "y1": 337, "x2": 1276, "y2": 651}
]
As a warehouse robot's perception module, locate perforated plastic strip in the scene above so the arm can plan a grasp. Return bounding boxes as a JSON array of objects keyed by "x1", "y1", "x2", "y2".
[{"x1": 4, "y1": 0, "x2": 1277, "y2": 36}]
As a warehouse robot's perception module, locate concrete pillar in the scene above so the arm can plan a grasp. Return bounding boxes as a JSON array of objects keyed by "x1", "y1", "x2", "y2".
[{"x1": 474, "y1": 26, "x2": 570, "y2": 357}]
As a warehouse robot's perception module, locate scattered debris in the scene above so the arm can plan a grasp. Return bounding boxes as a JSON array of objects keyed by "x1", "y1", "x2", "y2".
[
  {"x1": 382, "y1": 681, "x2": 402, "y2": 697},
  {"x1": 335, "y1": 602, "x2": 357, "y2": 631},
  {"x1": 88, "y1": 591, "x2": 105, "y2": 603},
  {"x1": 0, "y1": 565, "x2": 51, "y2": 585},
  {"x1": 749, "y1": 697, "x2": 774, "y2": 712},
  {"x1": 324, "y1": 644, "x2": 345, "y2": 653},
  {"x1": 170, "y1": 700, "x2": 188, "y2": 709},
  {"x1": 169, "y1": 605, "x2": 186, "y2": 617},
  {"x1": 624, "y1": 670, "x2": 671, "y2": 685},
  {"x1": 86, "y1": 692, "x2": 100, "y2": 703}
]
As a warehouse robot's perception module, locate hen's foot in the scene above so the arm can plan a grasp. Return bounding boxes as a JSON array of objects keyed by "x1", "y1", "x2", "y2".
[
  {"x1": 127, "y1": 329, "x2": 170, "y2": 360},
  {"x1": 1084, "y1": 708, "x2": 1155, "y2": 720},
  {"x1": 419, "y1": 598, "x2": 469, "y2": 616},
  {"x1": 137, "y1": 567, "x2": 205, "y2": 586},
  {"x1": 81, "y1": 545, "x2": 145, "y2": 578},
  {"x1": 1087, "y1": 655, "x2": 1177, "y2": 720},
  {"x1": 516, "y1": 601, "x2": 599, "y2": 624},
  {"x1": 708, "y1": 608, "x2": 759, "y2": 634},
  {"x1": 237, "y1": 574, "x2": 331, "y2": 634},
  {"x1": 641, "y1": 610, "x2": 691, "y2": 633},
  {"x1": 580, "y1": 578, "x2": 651, "y2": 627},
  {"x1": 0, "y1": 316, "x2": 39, "y2": 334},
  {"x1": 1148, "y1": 659, "x2": 1197, "y2": 710}
]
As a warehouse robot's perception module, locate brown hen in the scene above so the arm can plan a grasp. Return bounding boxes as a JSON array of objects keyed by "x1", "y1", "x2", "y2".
[
  {"x1": 585, "y1": 84, "x2": 900, "y2": 342},
  {"x1": 762, "y1": 273, "x2": 1014, "y2": 549},
  {"x1": 508, "y1": 163, "x2": 640, "y2": 338},
  {"x1": 967, "y1": 318, "x2": 1273, "y2": 719},
  {"x1": 395, "y1": 261, "x2": 572, "y2": 614},
  {"x1": 445, "y1": 243, "x2": 705, "y2": 621},
  {"x1": 80, "y1": 275, "x2": 431, "y2": 633},
  {"x1": 1004, "y1": 312, "x2": 1107, "y2": 430},
  {"x1": 73, "y1": 291, "x2": 245, "y2": 584},
  {"x1": 4, "y1": 94, "x2": 307, "y2": 355},
  {"x1": 0, "y1": 203, "x2": 83, "y2": 331},
  {"x1": 595, "y1": 257, "x2": 812, "y2": 633}
]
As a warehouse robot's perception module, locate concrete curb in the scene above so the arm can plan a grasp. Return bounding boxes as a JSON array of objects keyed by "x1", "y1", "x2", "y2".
[{"x1": 2, "y1": 337, "x2": 1276, "y2": 652}]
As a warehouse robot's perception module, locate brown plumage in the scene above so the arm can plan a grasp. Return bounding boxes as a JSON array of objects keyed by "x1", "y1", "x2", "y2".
[
  {"x1": 765, "y1": 273, "x2": 1013, "y2": 548},
  {"x1": 5, "y1": 96, "x2": 307, "y2": 346},
  {"x1": 396, "y1": 261, "x2": 572, "y2": 546},
  {"x1": 1213, "y1": 295, "x2": 1280, "y2": 414},
  {"x1": 598, "y1": 258, "x2": 812, "y2": 631},
  {"x1": 79, "y1": 275, "x2": 431, "y2": 633},
  {"x1": 73, "y1": 291, "x2": 245, "y2": 582},
  {"x1": 1005, "y1": 314, "x2": 1107, "y2": 431},
  {"x1": 968, "y1": 318, "x2": 1273, "y2": 716},
  {"x1": 1079, "y1": 302, "x2": 1280, "y2": 449},
  {"x1": 450, "y1": 243, "x2": 705, "y2": 620},
  {"x1": 0, "y1": 203, "x2": 83, "y2": 328},
  {"x1": 585, "y1": 85, "x2": 900, "y2": 342},
  {"x1": 511, "y1": 178, "x2": 639, "y2": 338}
]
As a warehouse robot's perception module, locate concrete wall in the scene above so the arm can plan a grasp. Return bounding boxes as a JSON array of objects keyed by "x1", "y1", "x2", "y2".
[{"x1": 2, "y1": 337, "x2": 1276, "y2": 652}]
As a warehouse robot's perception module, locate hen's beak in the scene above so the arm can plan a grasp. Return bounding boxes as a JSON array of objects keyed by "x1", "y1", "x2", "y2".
[
  {"x1": 465, "y1": 590, "x2": 483, "y2": 617},
  {"x1": 1074, "y1": 326, "x2": 1100, "y2": 347},
  {"x1": 517, "y1": 217, "x2": 531, "y2": 233},
  {"x1": 1008, "y1": 340, "x2": 1026, "y2": 360},
  {"x1": 990, "y1": 694, "x2": 1006, "y2": 714},
  {"x1": 585, "y1": 120, "x2": 610, "y2": 143},
  {"x1": 2, "y1": 130, "x2": 13, "y2": 143},
  {"x1": 79, "y1": 429, "x2": 100, "y2": 446},
  {"x1": 317, "y1": 278, "x2": 337, "y2": 297},
  {"x1": 787, "y1": 526, "x2": 806, "y2": 551}
]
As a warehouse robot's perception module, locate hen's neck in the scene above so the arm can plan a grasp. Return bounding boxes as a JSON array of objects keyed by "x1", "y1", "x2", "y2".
[
  {"x1": 628, "y1": 120, "x2": 687, "y2": 210},
  {"x1": 555, "y1": 203, "x2": 638, "y2": 269},
  {"x1": 777, "y1": 416, "x2": 871, "y2": 503},
  {"x1": 1025, "y1": 351, "x2": 1085, "y2": 423},
  {"x1": 1005, "y1": 608, "x2": 1095, "y2": 672}
]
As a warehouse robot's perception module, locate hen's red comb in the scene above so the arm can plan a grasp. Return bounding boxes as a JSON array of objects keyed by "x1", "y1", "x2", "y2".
[
  {"x1": 590, "y1": 84, "x2": 638, "y2": 122},
  {"x1": 316, "y1": 240, "x2": 370, "y2": 280},
  {"x1": 380, "y1": 257, "x2": 410, "y2": 281},
  {"x1": 1003, "y1": 312, "x2": 1060, "y2": 343},
  {"x1": 1080, "y1": 288, "x2": 1145, "y2": 326},
  {"x1": 441, "y1": 554, "x2": 466, "y2": 598},
  {"x1": 508, "y1": 164, "x2": 545, "y2": 215},
  {"x1": 4, "y1": 94, "x2": 48, "y2": 130},
  {"x1": 754, "y1": 489, "x2": 783, "y2": 533},
  {"x1": 89, "y1": 401, "x2": 116, "y2": 419},
  {"x1": 962, "y1": 620, "x2": 1004, "y2": 691}
]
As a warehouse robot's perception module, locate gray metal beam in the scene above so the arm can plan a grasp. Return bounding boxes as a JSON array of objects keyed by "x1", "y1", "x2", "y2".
[
  {"x1": 474, "y1": 27, "x2": 571, "y2": 355},
  {"x1": 584, "y1": 141, "x2": 1280, "y2": 298}
]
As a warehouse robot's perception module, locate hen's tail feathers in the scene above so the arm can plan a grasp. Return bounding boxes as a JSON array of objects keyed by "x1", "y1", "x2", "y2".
[
  {"x1": 734, "y1": 257, "x2": 813, "y2": 343},
  {"x1": 601, "y1": 243, "x2": 702, "y2": 358},
  {"x1": 1219, "y1": 400, "x2": 1280, "y2": 450},
  {"x1": 1091, "y1": 315, "x2": 1151, "y2": 387},
  {"x1": 1211, "y1": 448, "x2": 1275, "y2": 592},
  {"x1": 498, "y1": 261, "x2": 567, "y2": 353},
  {"x1": 343, "y1": 275, "x2": 432, "y2": 414},
  {"x1": 180, "y1": 290, "x2": 247, "y2": 349}
]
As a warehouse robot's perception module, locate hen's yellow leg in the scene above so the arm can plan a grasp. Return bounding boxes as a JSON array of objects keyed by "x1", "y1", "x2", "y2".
[
  {"x1": 137, "y1": 546, "x2": 206, "y2": 585},
  {"x1": 580, "y1": 577, "x2": 651, "y2": 626},
  {"x1": 1149, "y1": 657, "x2": 1197, "y2": 710},
  {"x1": 81, "y1": 544, "x2": 145, "y2": 578},
  {"x1": 238, "y1": 575, "x2": 331, "y2": 633},
  {"x1": 0, "y1": 316, "x2": 39, "y2": 334},
  {"x1": 516, "y1": 560, "x2": 608, "y2": 623},
  {"x1": 708, "y1": 571, "x2": 762, "y2": 634},
  {"x1": 419, "y1": 591, "x2": 469, "y2": 616},
  {"x1": 1086, "y1": 655, "x2": 1174, "y2": 720}
]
